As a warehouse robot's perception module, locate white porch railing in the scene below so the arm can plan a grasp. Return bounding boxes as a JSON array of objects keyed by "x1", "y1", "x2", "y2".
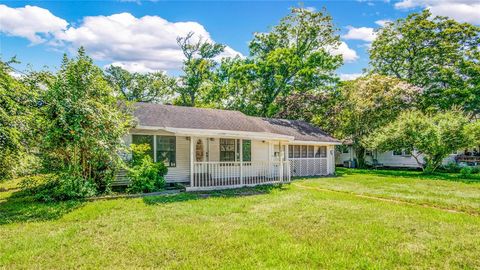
[
  {"x1": 289, "y1": 158, "x2": 328, "y2": 177},
  {"x1": 189, "y1": 160, "x2": 290, "y2": 191}
]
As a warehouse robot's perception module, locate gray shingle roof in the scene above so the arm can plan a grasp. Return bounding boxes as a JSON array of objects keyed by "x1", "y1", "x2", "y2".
[{"x1": 133, "y1": 102, "x2": 339, "y2": 143}]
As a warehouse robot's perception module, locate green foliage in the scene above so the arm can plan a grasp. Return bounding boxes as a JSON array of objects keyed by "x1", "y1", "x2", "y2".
[
  {"x1": 126, "y1": 143, "x2": 168, "y2": 193},
  {"x1": 368, "y1": 110, "x2": 475, "y2": 173},
  {"x1": 40, "y1": 47, "x2": 132, "y2": 193},
  {"x1": 215, "y1": 7, "x2": 342, "y2": 117},
  {"x1": 441, "y1": 162, "x2": 461, "y2": 173},
  {"x1": 460, "y1": 167, "x2": 473, "y2": 178},
  {"x1": 174, "y1": 32, "x2": 225, "y2": 106},
  {"x1": 105, "y1": 65, "x2": 175, "y2": 103},
  {"x1": 129, "y1": 143, "x2": 152, "y2": 166},
  {"x1": 20, "y1": 173, "x2": 97, "y2": 202},
  {"x1": 0, "y1": 59, "x2": 48, "y2": 179},
  {"x1": 370, "y1": 10, "x2": 480, "y2": 116},
  {"x1": 335, "y1": 74, "x2": 420, "y2": 167}
]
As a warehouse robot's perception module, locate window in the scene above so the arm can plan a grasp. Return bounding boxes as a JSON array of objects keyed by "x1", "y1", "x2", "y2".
[
  {"x1": 308, "y1": 146, "x2": 314, "y2": 158},
  {"x1": 220, "y1": 139, "x2": 251, "y2": 162},
  {"x1": 343, "y1": 147, "x2": 349, "y2": 154},
  {"x1": 288, "y1": 145, "x2": 293, "y2": 158},
  {"x1": 220, "y1": 139, "x2": 236, "y2": 161},
  {"x1": 293, "y1": 145, "x2": 300, "y2": 158},
  {"x1": 365, "y1": 150, "x2": 373, "y2": 156},
  {"x1": 132, "y1": 135, "x2": 154, "y2": 161},
  {"x1": 157, "y1": 136, "x2": 176, "y2": 167},
  {"x1": 316, "y1": 146, "x2": 327, "y2": 158},
  {"x1": 393, "y1": 150, "x2": 403, "y2": 156},
  {"x1": 393, "y1": 149, "x2": 411, "y2": 156},
  {"x1": 301, "y1": 145, "x2": 308, "y2": 158},
  {"x1": 242, "y1": 140, "x2": 251, "y2": 162}
]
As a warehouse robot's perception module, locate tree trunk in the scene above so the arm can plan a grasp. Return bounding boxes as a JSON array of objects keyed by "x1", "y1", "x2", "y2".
[{"x1": 354, "y1": 145, "x2": 366, "y2": 168}]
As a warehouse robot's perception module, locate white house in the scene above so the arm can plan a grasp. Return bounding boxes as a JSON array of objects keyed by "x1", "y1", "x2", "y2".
[
  {"x1": 121, "y1": 102, "x2": 341, "y2": 191},
  {"x1": 336, "y1": 143, "x2": 480, "y2": 169}
]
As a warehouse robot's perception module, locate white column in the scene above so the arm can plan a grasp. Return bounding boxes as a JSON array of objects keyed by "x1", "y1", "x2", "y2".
[
  {"x1": 279, "y1": 141, "x2": 284, "y2": 182},
  {"x1": 239, "y1": 139, "x2": 243, "y2": 186},
  {"x1": 190, "y1": 137, "x2": 194, "y2": 187},
  {"x1": 153, "y1": 135, "x2": 157, "y2": 162}
]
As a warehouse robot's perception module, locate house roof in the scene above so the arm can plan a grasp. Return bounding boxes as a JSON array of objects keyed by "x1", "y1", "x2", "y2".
[{"x1": 133, "y1": 102, "x2": 340, "y2": 143}]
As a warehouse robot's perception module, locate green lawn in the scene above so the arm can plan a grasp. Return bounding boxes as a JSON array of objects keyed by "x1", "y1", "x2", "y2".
[{"x1": 1, "y1": 169, "x2": 480, "y2": 269}]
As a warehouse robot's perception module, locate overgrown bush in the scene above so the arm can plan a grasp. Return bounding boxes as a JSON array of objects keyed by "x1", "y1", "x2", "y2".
[
  {"x1": 460, "y1": 167, "x2": 473, "y2": 178},
  {"x1": 441, "y1": 162, "x2": 462, "y2": 173},
  {"x1": 126, "y1": 144, "x2": 167, "y2": 194},
  {"x1": 20, "y1": 173, "x2": 97, "y2": 201}
]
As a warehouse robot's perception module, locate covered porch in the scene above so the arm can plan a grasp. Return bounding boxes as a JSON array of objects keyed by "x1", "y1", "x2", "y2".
[{"x1": 182, "y1": 128, "x2": 292, "y2": 191}]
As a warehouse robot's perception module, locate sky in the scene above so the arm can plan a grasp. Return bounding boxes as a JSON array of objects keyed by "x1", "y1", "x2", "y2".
[{"x1": 1, "y1": 0, "x2": 479, "y2": 80}]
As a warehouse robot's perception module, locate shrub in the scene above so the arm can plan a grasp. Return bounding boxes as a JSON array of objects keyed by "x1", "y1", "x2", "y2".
[
  {"x1": 460, "y1": 167, "x2": 473, "y2": 178},
  {"x1": 125, "y1": 143, "x2": 168, "y2": 194},
  {"x1": 20, "y1": 173, "x2": 97, "y2": 201},
  {"x1": 442, "y1": 162, "x2": 462, "y2": 173},
  {"x1": 126, "y1": 156, "x2": 167, "y2": 193}
]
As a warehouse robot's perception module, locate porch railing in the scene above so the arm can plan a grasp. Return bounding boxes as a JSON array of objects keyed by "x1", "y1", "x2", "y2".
[
  {"x1": 189, "y1": 160, "x2": 290, "y2": 191},
  {"x1": 289, "y1": 158, "x2": 328, "y2": 177}
]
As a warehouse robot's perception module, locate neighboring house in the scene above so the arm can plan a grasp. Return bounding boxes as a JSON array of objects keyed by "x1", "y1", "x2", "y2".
[
  {"x1": 336, "y1": 143, "x2": 480, "y2": 168},
  {"x1": 121, "y1": 102, "x2": 340, "y2": 191}
]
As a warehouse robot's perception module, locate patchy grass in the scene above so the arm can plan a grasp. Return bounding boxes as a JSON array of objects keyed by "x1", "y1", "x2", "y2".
[{"x1": 1, "y1": 170, "x2": 480, "y2": 269}]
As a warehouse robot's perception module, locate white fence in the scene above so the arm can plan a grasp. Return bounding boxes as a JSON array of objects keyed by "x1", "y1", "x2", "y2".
[
  {"x1": 289, "y1": 158, "x2": 328, "y2": 177},
  {"x1": 189, "y1": 160, "x2": 291, "y2": 191}
]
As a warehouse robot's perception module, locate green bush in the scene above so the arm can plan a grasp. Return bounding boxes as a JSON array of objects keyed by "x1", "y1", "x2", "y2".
[
  {"x1": 460, "y1": 167, "x2": 473, "y2": 178},
  {"x1": 20, "y1": 173, "x2": 97, "y2": 202},
  {"x1": 126, "y1": 156, "x2": 167, "y2": 193},
  {"x1": 126, "y1": 143, "x2": 167, "y2": 193},
  {"x1": 442, "y1": 162, "x2": 462, "y2": 173}
]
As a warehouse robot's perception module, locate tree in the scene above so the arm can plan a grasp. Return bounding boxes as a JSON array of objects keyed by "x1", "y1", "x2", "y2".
[
  {"x1": 370, "y1": 10, "x2": 480, "y2": 116},
  {"x1": 175, "y1": 32, "x2": 225, "y2": 106},
  {"x1": 367, "y1": 110, "x2": 477, "y2": 173},
  {"x1": 0, "y1": 59, "x2": 30, "y2": 179},
  {"x1": 105, "y1": 65, "x2": 175, "y2": 103},
  {"x1": 335, "y1": 75, "x2": 421, "y2": 167},
  {"x1": 215, "y1": 7, "x2": 342, "y2": 116},
  {"x1": 41, "y1": 48, "x2": 132, "y2": 191}
]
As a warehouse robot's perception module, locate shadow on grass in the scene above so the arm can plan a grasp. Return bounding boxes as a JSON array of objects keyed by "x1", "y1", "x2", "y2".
[
  {"x1": 143, "y1": 184, "x2": 287, "y2": 205},
  {"x1": 336, "y1": 167, "x2": 480, "y2": 183},
  {"x1": 0, "y1": 190, "x2": 83, "y2": 225}
]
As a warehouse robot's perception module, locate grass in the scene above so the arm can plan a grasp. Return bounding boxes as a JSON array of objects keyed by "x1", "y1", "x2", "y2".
[{"x1": 1, "y1": 169, "x2": 480, "y2": 269}]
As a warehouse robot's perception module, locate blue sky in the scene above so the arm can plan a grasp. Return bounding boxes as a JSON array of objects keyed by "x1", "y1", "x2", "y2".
[{"x1": 1, "y1": 0, "x2": 478, "y2": 79}]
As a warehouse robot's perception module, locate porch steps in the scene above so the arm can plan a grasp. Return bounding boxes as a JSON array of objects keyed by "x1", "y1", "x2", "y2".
[{"x1": 112, "y1": 168, "x2": 130, "y2": 187}]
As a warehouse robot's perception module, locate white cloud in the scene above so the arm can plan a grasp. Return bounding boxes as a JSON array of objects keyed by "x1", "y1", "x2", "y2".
[
  {"x1": 0, "y1": 5, "x2": 241, "y2": 72},
  {"x1": 375, "y1": 19, "x2": 392, "y2": 27},
  {"x1": 394, "y1": 0, "x2": 480, "y2": 24},
  {"x1": 55, "y1": 12, "x2": 242, "y2": 72},
  {"x1": 343, "y1": 26, "x2": 377, "y2": 42},
  {"x1": 0, "y1": 5, "x2": 68, "y2": 44},
  {"x1": 331, "y1": 42, "x2": 359, "y2": 62},
  {"x1": 339, "y1": 73, "x2": 363, "y2": 81}
]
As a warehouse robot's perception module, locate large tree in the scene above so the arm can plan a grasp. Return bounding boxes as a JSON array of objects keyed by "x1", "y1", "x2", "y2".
[
  {"x1": 175, "y1": 32, "x2": 225, "y2": 107},
  {"x1": 370, "y1": 10, "x2": 480, "y2": 117},
  {"x1": 335, "y1": 74, "x2": 421, "y2": 167},
  {"x1": 368, "y1": 110, "x2": 477, "y2": 173},
  {"x1": 0, "y1": 59, "x2": 30, "y2": 179},
  {"x1": 216, "y1": 7, "x2": 342, "y2": 116},
  {"x1": 105, "y1": 65, "x2": 175, "y2": 103},
  {"x1": 41, "y1": 48, "x2": 132, "y2": 190}
]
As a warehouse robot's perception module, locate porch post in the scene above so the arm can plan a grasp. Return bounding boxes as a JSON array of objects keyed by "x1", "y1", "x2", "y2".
[
  {"x1": 279, "y1": 141, "x2": 284, "y2": 182},
  {"x1": 239, "y1": 138, "x2": 243, "y2": 185},
  {"x1": 190, "y1": 137, "x2": 194, "y2": 187},
  {"x1": 153, "y1": 135, "x2": 157, "y2": 162}
]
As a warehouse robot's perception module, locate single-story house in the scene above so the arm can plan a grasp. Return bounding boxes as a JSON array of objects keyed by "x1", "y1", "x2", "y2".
[
  {"x1": 336, "y1": 143, "x2": 480, "y2": 168},
  {"x1": 121, "y1": 102, "x2": 340, "y2": 191}
]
